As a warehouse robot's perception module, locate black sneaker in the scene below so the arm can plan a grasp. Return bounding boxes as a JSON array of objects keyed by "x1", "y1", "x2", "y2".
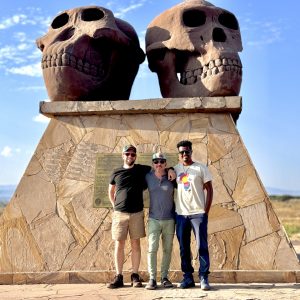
[
  {"x1": 131, "y1": 273, "x2": 143, "y2": 287},
  {"x1": 179, "y1": 277, "x2": 195, "y2": 289},
  {"x1": 161, "y1": 277, "x2": 173, "y2": 288},
  {"x1": 107, "y1": 274, "x2": 124, "y2": 289},
  {"x1": 145, "y1": 279, "x2": 157, "y2": 290}
]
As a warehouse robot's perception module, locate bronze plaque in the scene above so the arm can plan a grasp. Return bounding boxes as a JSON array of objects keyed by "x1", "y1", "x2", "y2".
[{"x1": 93, "y1": 153, "x2": 179, "y2": 208}]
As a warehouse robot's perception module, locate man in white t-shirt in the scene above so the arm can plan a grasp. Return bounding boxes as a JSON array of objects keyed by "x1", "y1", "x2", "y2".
[{"x1": 174, "y1": 140, "x2": 213, "y2": 291}]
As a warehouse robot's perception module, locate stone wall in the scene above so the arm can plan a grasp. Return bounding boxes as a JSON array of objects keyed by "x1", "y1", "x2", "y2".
[{"x1": 0, "y1": 97, "x2": 298, "y2": 274}]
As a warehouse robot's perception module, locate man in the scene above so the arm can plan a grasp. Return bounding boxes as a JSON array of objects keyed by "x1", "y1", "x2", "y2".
[
  {"x1": 174, "y1": 140, "x2": 213, "y2": 291},
  {"x1": 145, "y1": 153, "x2": 176, "y2": 290},
  {"x1": 107, "y1": 145, "x2": 175, "y2": 289}
]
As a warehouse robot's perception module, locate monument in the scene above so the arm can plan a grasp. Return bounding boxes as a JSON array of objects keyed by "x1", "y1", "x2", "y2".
[{"x1": 0, "y1": 1, "x2": 299, "y2": 285}]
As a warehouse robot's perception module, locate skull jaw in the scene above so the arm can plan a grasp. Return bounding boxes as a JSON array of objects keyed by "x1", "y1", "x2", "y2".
[
  {"x1": 155, "y1": 51, "x2": 242, "y2": 98},
  {"x1": 43, "y1": 66, "x2": 133, "y2": 101},
  {"x1": 159, "y1": 70, "x2": 242, "y2": 98}
]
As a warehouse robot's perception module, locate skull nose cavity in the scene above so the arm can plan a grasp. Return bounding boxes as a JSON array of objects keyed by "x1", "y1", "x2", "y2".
[
  {"x1": 55, "y1": 27, "x2": 75, "y2": 42},
  {"x1": 51, "y1": 13, "x2": 69, "y2": 29},
  {"x1": 213, "y1": 28, "x2": 226, "y2": 42},
  {"x1": 82, "y1": 8, "x2": 105, "y2": 21}
]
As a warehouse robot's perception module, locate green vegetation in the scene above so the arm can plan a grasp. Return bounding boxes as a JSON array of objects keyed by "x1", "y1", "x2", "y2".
[
  {"x1": 269, "y1": 195, "x2": 300, "y2": 201},
  {"x1": 270, "y1": 198, "x2": 300, "y2": 239},
  {"x1": 284, "y1": 224, "x2": 300, "y2": 237}
]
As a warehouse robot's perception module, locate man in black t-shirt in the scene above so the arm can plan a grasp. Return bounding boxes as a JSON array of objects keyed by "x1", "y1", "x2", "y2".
[
  {"x1": 107, "y1": 145, "x2": 174, "y2": 289},
  {"x1": 107, "y1": 145, "x2": 150, "y2": 289}
]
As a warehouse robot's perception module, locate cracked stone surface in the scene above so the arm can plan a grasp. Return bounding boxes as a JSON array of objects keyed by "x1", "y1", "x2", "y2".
[
  {"x1": 0, "y1": 283, "x2": 299, "y2": 300},
  {"x1": 0, "y1": 98, "x2": 299, "y2": 275}
]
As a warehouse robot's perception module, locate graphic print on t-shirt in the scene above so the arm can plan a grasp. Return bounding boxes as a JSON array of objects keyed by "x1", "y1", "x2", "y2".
[{"x1": 178, "y1": 172, "x2": 190, "y2": 191}]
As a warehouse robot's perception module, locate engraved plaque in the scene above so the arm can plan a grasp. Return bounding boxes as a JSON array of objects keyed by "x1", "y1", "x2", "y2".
[{"x1": 93, "y1": 153, "x2": 179, "y2": 208}]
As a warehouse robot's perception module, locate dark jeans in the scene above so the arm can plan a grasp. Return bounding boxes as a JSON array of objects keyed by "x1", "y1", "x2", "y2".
[{"x1": 176, "y1": 213, "x2": 210, "y2": 280}]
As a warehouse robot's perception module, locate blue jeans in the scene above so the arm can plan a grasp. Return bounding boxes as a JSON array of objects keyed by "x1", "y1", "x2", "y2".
[{"x1": 176, "y1": 213, "x2": 210, "y2": 280}]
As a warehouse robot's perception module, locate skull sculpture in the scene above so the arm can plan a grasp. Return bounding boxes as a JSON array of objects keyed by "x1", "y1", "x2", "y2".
[
  {"x1": 146, "y1": 0, "x2": 243, "y2": 97},
  {"x1": 36, "y1": 6, "x2": 145, "y2": 101}
]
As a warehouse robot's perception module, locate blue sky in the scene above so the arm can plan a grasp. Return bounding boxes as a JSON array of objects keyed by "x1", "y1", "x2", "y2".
[{"x1": 0, "y1": 0, "x2": 299, "y2": 193}]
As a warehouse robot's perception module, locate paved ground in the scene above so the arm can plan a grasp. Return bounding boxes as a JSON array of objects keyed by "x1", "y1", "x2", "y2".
[
  {"x1": 0, "y1": 282, "x2": 299, "y2": 300},
  {"x1": 0, "y1": 241, "x2": 298, "y2": 300}
]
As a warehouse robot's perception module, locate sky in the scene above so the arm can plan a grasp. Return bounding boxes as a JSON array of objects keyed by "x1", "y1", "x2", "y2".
[{"x1": 0, "y1": 0, "x2": 299, "y2": 194}]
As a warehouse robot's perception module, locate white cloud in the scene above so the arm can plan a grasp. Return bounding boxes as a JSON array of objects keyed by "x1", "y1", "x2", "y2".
[
  {"x1": 0, "y1": 14, "x2": 27, "y2": 30},
  {"x1": 242, "y1": 18, "x2": 283, "y2": 47},
  {"x1": 115, "y1": 0, "x2": 146, "y2": 18},
  {"x1": 0, "y1": 45, "x2": 18, "y2": 63},
  {"x1": 0, "y1": 10, "x2": 51, "y2": 77},
  {"x1": 17, "y1": 85, "x2": 45, "y2": 91},
  {"x1": 17, "y1": 43, "x2": 30, "y2": 51},
  {"x1": 33, "y1": 114, "x2": 50, "y2": 123},
  {"x1": 7, "y1": 62, "x2": 42, "y2": 77},
  {"x1": 13, "y1": 32, "x2": 27, "y2": 42},
  {"x1": 1, "y1": 146, "x2": 12, "y2": 157}
]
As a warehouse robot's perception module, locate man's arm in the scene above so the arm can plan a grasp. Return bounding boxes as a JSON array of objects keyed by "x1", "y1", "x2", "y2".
[
  {"x1": 167, "y1": 168, "x2": 176, "y2": 181},
  {"x1": 203, "y1": 181, "x2": 213, "y2": 214},
  {"x1": 108, "y1": 184, "x2": 116, "y2": 208}
]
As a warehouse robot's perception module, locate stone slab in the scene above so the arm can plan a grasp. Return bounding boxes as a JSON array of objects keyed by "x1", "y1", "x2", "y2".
[
  {"x1": 0, "y1": 270, "x2": 299, "y2": 284},
  {"x1": 40, "y1": 97, "x2": 242, "y2": 117},
  {"x1": 0, "y1": 283, "x2": 299, "y2": 300}
]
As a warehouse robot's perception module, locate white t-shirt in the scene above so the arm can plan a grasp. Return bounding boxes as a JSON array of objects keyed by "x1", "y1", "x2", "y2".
[{"x1": 174, "y1": 161, "x2": 212, "y2": 215}]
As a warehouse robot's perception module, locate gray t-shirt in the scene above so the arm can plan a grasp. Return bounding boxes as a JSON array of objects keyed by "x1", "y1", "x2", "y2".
[{"x1": 145, "y1": 171, "x2": 175, "y2": 220}]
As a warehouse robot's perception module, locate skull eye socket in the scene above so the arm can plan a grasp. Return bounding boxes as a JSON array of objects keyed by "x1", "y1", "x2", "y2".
[
  {"x1": 218, "y1": 12, "x2": 239, "y2": 30},
  {"x1": 51, "y1": 13, "x2": 69, "y2": 29},
  {"x1": 82, "y1": 8, "x2": 105, "y2": 21},
  {"x1": 183, "y1": 10, "x2": 206, "y2": 27}
]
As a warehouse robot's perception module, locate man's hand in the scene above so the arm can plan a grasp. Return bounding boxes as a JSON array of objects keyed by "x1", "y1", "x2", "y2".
[
  {"x1": 168, "y1": 168, "x2": 176, "y2": 181},
  {"x1": 108, "y1": 184, "x2": 116, "y2": 208}
]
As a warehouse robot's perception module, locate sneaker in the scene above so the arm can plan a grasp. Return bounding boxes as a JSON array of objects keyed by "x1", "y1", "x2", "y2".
[
  {"x1": 131, "y1": 273, "x2": 143, "y2": 287},
  {"x1": 179, "y1": 277, "x2": 195, "y2": 289},
  {"x1": 107, "y1": 274, "x2": 124, "y2": 289},
  {"x1": 145, "y1": 279, "x2": 157, "y2": 290},
  {"x1": 161, "y1": 277, "x2": 173, "y2": 288},
  {"x1": 200, "y1": 277, "x2": 211, "y2": 290}
]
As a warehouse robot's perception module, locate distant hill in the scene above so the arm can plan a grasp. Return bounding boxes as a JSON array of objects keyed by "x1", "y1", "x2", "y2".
[
  {"x1": 0, "y1": 184, "x2": 16, "y2": 203},
  {"x1": 266, "y1": 187, "x2": 300, "y2": 197}
]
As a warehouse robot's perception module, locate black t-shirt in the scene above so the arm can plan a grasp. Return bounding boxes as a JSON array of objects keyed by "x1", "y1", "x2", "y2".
[{"x1": 110, "y1": 164, "x2": 151, "y2": 213}]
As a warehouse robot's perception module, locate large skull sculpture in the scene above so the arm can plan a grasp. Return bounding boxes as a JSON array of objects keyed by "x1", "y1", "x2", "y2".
[
  {"x1": 36, "y1": 6, "x2": 145, "y2": 101},
  {"x1": 146, "y1": 0, "x2": 243, "y2": 97}
]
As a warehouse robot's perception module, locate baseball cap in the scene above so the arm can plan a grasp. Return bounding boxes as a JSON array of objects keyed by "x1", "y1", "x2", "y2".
[
  {"x1": 152, "y1": 152, "x2": 167, "y2": 160},
  {"x1": 122, "y1": 144, "x2": 137, "y2": 153}
]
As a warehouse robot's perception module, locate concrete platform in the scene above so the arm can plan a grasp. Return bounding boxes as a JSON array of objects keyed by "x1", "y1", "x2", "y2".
[{"x1": 0, "y1": 282, "x2": 299, "y2": 300}]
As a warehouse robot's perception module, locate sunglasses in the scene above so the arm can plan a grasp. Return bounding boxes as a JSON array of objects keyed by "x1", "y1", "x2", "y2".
[
  {"x1": 124, "y1": 152, "x2": 136, "y2": 157},
  {"x1": 179, "y1": 150, "x2": 192, "y2": 155},
  {"x1": 153, "y1": 159, "x2": 166, "y2": 164}
]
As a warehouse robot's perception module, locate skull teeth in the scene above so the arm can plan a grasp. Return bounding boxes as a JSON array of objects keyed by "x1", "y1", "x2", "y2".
[
  {"x1": 41, "y1": 52, "x2": 105, "y2": 78},
  {"x1": 179, "y1": 57, "x2": 242, "y2": 85}
]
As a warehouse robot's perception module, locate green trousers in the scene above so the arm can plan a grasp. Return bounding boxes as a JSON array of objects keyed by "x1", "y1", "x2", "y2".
[{"x1": 147, "y1": 218, "x2": 175, "y2": 280}]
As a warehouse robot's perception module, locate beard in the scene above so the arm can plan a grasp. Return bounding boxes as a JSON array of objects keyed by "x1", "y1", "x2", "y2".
[{"x1": 126, "y1": 160, "x2": 135, "y2": 166}]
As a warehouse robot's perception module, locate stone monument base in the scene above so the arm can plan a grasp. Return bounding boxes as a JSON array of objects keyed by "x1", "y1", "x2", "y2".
[{"x1": 0, "y1": 97, "x2": 298, "y2": 284}]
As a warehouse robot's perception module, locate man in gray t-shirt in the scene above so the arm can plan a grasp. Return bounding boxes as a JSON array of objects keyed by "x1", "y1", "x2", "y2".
[{"x1": 145, "y1": 152, "x2": 176, "y2": 290}]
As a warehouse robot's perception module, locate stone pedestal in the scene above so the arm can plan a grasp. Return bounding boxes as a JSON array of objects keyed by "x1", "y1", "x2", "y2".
[{"x1": 0, "y1": 97, "x2": 299, "y2": 283}]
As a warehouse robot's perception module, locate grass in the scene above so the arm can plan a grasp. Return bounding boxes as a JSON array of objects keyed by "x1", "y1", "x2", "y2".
[
  {"x1": 270, "y1": 198, "x2": 300, "y2": 239},
  {"x1": 0, "y1": 201, "x2": 6, "y2": 216}
]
